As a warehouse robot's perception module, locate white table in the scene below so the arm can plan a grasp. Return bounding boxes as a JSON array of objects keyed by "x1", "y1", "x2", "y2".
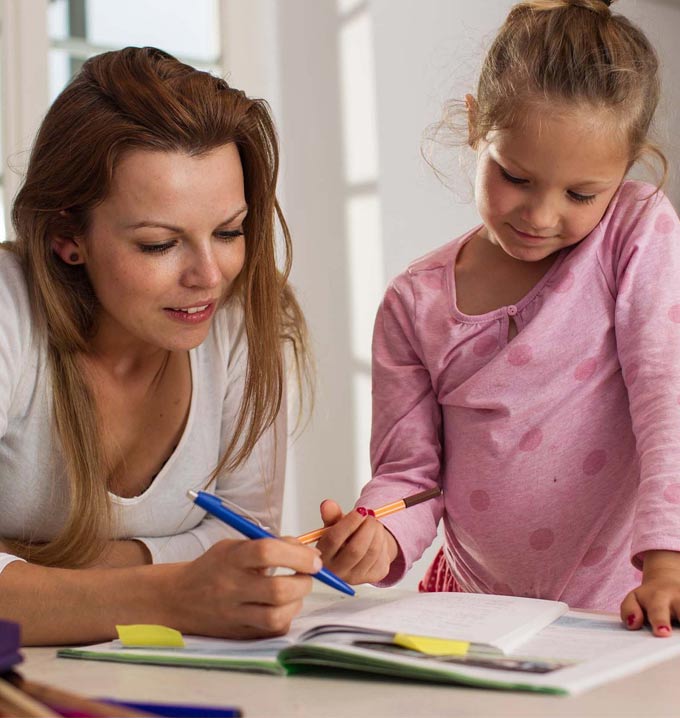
[{"x1": 19, "y1": 589, "x2": 680, "y2": 718}]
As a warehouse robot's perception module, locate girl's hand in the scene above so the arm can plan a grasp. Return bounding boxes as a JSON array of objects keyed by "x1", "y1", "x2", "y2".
[
  {"x1": 315, "y1": 499, "x2": 399, "y2": 584},
  {"x1": 620, "y1": 550, "x2": 680, "y2": 636},
  {"x1": 169, "y1": 538, "x2": 318, "y2": 639}
]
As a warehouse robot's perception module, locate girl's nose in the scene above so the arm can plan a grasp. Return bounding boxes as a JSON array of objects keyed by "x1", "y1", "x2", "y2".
[{"x1": 521, "y1": 193, "x2": 559, "y2": 233}]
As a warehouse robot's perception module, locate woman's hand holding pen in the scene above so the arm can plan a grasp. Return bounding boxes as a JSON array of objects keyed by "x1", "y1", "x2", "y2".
[
  {"x1": 169, "y1": 538, "x2": 319, "y2": 639},
  {"x1": 315, "y1": 499, "x2": 399, "y2": 584}
]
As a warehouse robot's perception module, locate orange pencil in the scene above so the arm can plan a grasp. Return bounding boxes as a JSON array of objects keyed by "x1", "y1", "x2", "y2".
[{"x1": 296, "y1": 487, "x2": 442, "y2": 545}]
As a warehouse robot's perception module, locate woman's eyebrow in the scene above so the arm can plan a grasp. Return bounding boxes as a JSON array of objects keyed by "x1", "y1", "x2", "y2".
[{"x1": 125, "y1": 205, "x2": 248, "y2": 231}]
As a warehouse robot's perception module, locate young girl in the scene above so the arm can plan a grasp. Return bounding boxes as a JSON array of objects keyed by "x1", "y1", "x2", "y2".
[
  {"x1": 0, "y1": 47, "x2": 319, "y2": 644},
  {"x1": 317, "y1": 0, "x2": 680, "y2": 636}
]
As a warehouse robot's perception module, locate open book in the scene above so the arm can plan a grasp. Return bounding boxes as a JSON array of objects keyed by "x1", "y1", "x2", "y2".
[{"x1": 57, "y1": 591, "x2": 680, "y2": 695}]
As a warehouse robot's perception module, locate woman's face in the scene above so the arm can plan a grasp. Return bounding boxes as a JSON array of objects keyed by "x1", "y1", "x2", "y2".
[{"x1": 74, "y1": 143, "x2": 247, "y2": 354}]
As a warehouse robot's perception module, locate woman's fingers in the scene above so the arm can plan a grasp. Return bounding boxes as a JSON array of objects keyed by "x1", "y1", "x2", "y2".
[{"x1": 228, "y1": 537, "x2": 322, "y2": 575}]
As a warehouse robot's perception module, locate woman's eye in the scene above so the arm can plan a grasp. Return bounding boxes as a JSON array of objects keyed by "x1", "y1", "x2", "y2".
[
  {"x1": 139, "y1": 241, "x2": 176, "y2": 254},
  {"x1": 215, "y1": 229, "x2": 244, "y2": 242},
  {"x1": 499, "y1": 166, "x2": 528, "y2": 185},
  {"x1": 568, "y1": 191, "x2": 596, "y2": 205}
]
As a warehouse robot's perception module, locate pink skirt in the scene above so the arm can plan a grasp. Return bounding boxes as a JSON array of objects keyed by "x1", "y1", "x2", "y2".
[{"x1": 418, "y1": 546, "x2": 462, "y2": 592}]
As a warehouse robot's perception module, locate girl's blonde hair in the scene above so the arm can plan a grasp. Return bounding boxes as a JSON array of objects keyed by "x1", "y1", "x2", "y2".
[
  {"x1": 5, "y1": 47, "x2": 312, "y2": 567},
  {"x1": 434, "y1": 0, "x2": 667, "y2": 184}
]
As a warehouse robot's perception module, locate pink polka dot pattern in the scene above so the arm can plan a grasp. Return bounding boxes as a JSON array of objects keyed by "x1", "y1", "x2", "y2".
[
  {"x1": 574, "y1": 357, "x2": 597, "y2": 381},
  {"x1": 473, "y1": 335, "x2": 499, "y2": 357},
  {"x1": 626, "y1": 362, "x2": 639, "y2": 386},
  {"x1": 668, "y1": 305, "x2": 680, "y2": 324},
  {"x1": 529, "y1": 528, "x2": 554, "y2": 551},
  {"x1": 663, "y1": 483, "x2": 680, "y2": 505},
  {"x1": 519, "y1": 427, "x2": 543, "y2": 452},
  {"x1": 469, "y1": 490, "x2": 490, "y2": 511},
  {"x1": 550, "y1": 269, "x2": 575, "y2": 293},
  {"x1": 493, "y1": 583, "x2": 514, "y2": 596},
  {"x1": 655, "y1": 213, "x2": 675, "y2": 235},
  {"x1": 582, "y1": 545, "x2": 607, "y2": 567},
  {"x1": 583, "y1": 449, "x2": 607, "y2": 476},
  {"x1": 507, "y1": 344, "x2": 533, "y2": 366}
]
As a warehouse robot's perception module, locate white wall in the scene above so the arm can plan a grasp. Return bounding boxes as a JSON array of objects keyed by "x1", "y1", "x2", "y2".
[{"x1": 254, "y1": 0, "x2": 680, "y2": 588}]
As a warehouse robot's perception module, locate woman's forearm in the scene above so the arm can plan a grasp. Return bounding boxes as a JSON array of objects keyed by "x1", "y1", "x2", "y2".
[{"x1": 0, "y1": 559, "x2": 177, "y2": 645}]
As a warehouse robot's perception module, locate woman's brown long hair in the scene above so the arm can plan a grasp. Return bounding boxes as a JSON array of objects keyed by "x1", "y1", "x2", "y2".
[{"x1": 6, "y1": 47, "x2": 312, "y2": 567}]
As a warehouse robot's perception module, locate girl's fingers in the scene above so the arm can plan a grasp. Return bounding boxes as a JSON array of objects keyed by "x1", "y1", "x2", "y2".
[
  {"x1": 317, "y1": 510, "x2": 366, "y2": 561},
  {"x1": 620, "y1": 590, "x2": 644, "y2": 630},
  {"x1": 645, "y1": 598, "x2": 673, "y2": 637},
  {"x1": 320, "y1": 499, "x2": 344, "y2": 527},
  {"x1": 325, "y1": 519, "x2": 387, "y2": 578}
]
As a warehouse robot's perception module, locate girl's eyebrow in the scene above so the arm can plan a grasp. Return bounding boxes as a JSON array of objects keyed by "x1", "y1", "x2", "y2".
[{"x1": 125, "y1": 205, "x2": 248, "y2": 231}]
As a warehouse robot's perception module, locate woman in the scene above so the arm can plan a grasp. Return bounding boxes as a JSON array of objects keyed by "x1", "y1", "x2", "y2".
[{"x1": 0, "y1": 46, "x2": 317, "y2": 645}]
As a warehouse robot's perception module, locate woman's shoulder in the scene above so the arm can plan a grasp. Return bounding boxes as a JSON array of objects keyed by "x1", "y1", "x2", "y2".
[{"x1": 0, "y1": 247, "x2": 32, "y2": 317}]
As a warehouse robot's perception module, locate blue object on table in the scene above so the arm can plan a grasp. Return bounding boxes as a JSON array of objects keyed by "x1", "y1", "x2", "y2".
[
  {"x1": 188, "y1": 490, "x2": 355, "y2": 596},
  {"x1": 102, "y1": 698, "x2": 242, "y2": 717},
  {"x1": 0, "y1": 620, "x2": 22, "y2": 673}
]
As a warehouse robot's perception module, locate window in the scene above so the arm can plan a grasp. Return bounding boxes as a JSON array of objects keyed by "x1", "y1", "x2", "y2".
[{"x1": 0, "y1": 0, "x2": 225, "y2": 241}]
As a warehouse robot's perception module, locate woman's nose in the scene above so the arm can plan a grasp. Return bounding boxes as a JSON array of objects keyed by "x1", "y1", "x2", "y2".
[{"x1": 182, "y1": 248, "x2": 222, "y2": 288}]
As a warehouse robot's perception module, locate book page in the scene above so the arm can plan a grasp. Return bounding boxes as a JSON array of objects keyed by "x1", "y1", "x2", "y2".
[{"x1": 292, "y1": 592, "x2": 568, "y2": 653}]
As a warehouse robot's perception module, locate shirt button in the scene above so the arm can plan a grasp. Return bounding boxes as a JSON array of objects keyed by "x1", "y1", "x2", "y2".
[{"x1": 507, "y1": 305, "x2": 518, "y2": 316}]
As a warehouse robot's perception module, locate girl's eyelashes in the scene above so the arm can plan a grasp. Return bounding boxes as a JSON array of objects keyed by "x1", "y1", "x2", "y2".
[
  {"x1": 567, "y1": 191, "x2": 596, "y2": 205},
  {"x1": 498, "y1": 164, "x2": 597, "y2": 205},
  {"x1": 499, "y1": 166, "x2": 528, "y2": 185}
]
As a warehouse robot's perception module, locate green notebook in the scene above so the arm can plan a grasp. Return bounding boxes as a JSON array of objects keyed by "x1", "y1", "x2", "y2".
[{"x1": 58, "y1": 591, "x2": 680, "y2": 695}]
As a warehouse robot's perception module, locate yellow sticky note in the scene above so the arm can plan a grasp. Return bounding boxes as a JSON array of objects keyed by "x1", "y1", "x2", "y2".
[
  {"x1": 116, "y1": 624, "x2": 185, "y2": 648},
  {"x1": 393, "y1": 632, "x2": 470, "y2": 656}
]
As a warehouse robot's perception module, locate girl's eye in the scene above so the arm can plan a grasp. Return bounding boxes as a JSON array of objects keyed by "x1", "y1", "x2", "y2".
[
  {"x1": 499, "y1": 166, "x2": 528, "y2": 185},
  {"x1": 215, "y1": 229, "x2": 244, "y2": 242},
  {"x1": 568, "y1": 191, "x2": 596, "y2": 205},
  {"x1": 139, "y1": 241, "x2": 176, "y2": 254}
]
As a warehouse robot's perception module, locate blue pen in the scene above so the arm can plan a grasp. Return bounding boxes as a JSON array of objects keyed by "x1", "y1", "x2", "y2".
[
  {"x1": 101, "y1": 698, "x2": 241, "y2": 717},
  {"x1": 188, "y1": 490, "x2": 355, "y2": 596}
]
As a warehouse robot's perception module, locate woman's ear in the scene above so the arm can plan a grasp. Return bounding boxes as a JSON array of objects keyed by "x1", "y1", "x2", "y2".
[
  {"x1": 465, "y1": 94, "x2": 478, "y2": 148},
  {"x1": 51, "y1": 235, "x2": 85, "y2": 266}
]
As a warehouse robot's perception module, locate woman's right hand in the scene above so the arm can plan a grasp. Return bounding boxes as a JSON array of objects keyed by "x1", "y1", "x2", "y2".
[
  {"x1": 169, "y1": 538, "x2": 319, "y2": 639},
  {"x1": 315, "y1": 499, "x2": 399, "y2": 585}
]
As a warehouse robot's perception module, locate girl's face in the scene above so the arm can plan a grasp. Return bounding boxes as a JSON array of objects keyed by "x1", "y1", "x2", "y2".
[
  {"x1": 473, "y1": 105, "x2": 630, "y2": 263},
  {"x1": 72, "y1": 144, "x2": 247, "y2": 355}
]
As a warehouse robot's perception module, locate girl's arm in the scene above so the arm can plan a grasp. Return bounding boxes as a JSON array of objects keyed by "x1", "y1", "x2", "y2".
[
  {"x1": 611, "y1": 185, "x2": 680, "y2": 633},
  {"x1": 0, "y1": 536, "x2": 320, "y2": 645},
  {"x1": 317, "y1": 275, "x2": 444, "y2": 584}
]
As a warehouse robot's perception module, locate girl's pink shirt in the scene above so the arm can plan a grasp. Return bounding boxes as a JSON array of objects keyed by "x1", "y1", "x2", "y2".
[{"x1": 360, "y1": 181, "x2": 680, "y2": 610}]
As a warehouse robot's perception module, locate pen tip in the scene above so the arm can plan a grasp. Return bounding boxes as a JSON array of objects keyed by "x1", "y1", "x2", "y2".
[{"x1": 187, "y1": 490, "x2": 198, "y2": 500}]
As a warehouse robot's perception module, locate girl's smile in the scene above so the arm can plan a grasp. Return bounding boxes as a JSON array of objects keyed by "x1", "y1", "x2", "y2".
[{"x1": 473, "y1": 105, "x2": 630, "y2": 263}]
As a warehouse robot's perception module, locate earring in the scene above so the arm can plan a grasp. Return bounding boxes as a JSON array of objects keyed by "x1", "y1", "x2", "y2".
[{"x1": 68, "y1": 252, "x2": 80, "y2": 264}]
